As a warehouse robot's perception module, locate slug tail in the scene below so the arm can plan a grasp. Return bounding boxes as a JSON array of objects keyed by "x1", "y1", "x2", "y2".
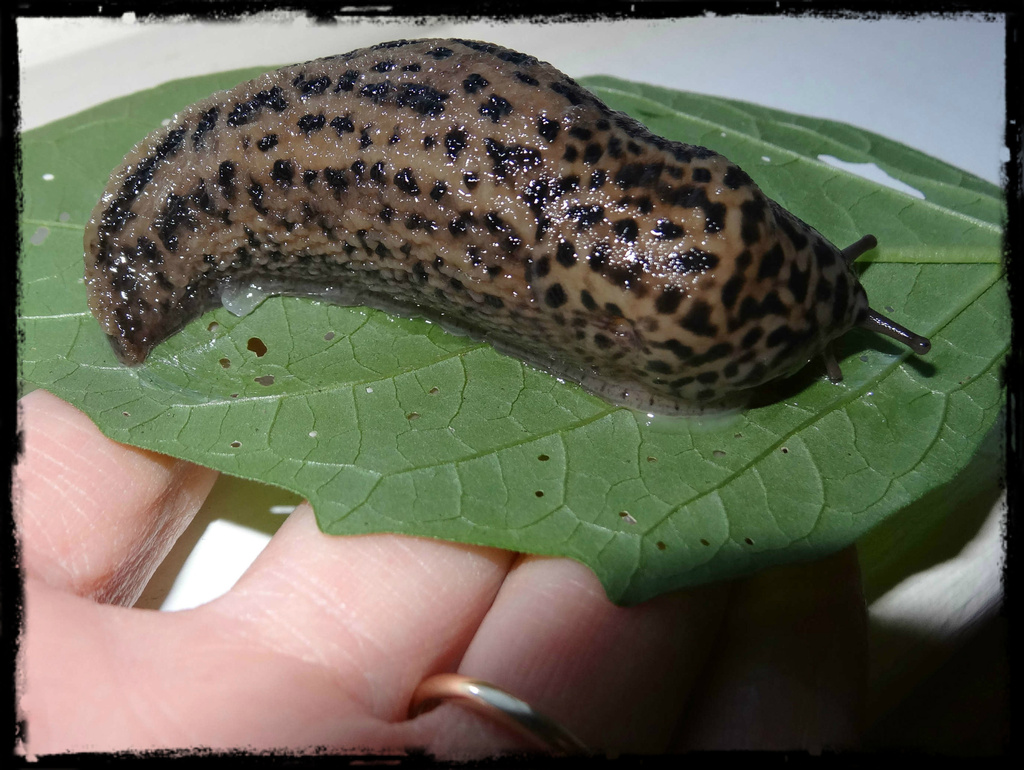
[{"x1": 860, "y1": 308, "x2": 931, "y2": 355}]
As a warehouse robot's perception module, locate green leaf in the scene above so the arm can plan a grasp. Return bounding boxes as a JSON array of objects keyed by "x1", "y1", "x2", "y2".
[{"x1": 18, "y1": 70, "x2": 1007, "y2": 605}]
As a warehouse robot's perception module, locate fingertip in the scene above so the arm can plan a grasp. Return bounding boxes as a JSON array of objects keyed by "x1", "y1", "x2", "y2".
[{"x1": 16, "y1": 390, "x2": 219, "y2": 605}]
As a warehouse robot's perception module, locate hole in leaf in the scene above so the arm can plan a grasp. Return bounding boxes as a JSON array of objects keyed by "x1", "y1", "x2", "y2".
[
  {"x1": 647, "y1": 456, "x2": 657, "y2": 462},
  {"x1": 535, "y1": 490, "x2": 544, "y2": 497},
  {"x1": 30, "y1": 226, "x2": 49, "y2": 245},
  {"x1": 324, "y1": 331, "x2": 336, "y2": 341},
  {"x1": 817, "y1": 155, "x2": 925, "y2": 199},
  {"x1": 247, "y1": 337, "x2": 268, "y2": 357},
  {"x1": 619, "y1": 511, "x2": 637, "y2": 525},
  {"x1": 406, "y1": 412, "x2": 420, "y2": 421},
  {"x1": 429, "y1": 387, "x2": 440, "y2": 395},
  {"x1": 537, "y1": 454, "x2": 550, "y2": 461},
  {"x1": 254, "y1": 375, "x2": 275, "y2": 386},
  {"x1": 781, "y1": 447, "x2": 789, "y2": 454},
  {"x1": 712, "y1": 449, "x2": 726, "y2": 458},
  {"x1": 656, "y1": 541, "x2": 667, "y2": 551},
  {"x1": 219, "y1": 358, "x2": 231, "y2": 368},
  {"x1": 207, "y1": 321, "x2": 220, "y2": 332},
  {"x1": 121, "y1": 411, "x2": 130, "y2": 417},
  {"x1": 230, "y1": 441, "x2": 241, "y2": 448},
  {"x1": 744, "y1": 537, "x2": 754, "y2": 545},
  {"x1": 309, "y1": 430, "x2": 318, "y2": 438},
  {"x1": 700, "y1": 538, "x2": 710, "y2": 546}
]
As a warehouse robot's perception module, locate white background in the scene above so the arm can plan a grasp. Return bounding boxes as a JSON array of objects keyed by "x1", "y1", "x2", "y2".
[{"x1": 18, "y1": 11, "x2": 1008, "y2": 746}]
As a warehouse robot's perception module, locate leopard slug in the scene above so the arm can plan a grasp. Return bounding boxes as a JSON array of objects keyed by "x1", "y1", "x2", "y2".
[{"x1": 84, "y1": 38, "x2": 931, "y2": 413}]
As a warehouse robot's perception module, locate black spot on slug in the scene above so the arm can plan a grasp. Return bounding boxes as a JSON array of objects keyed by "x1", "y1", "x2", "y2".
[
  {"x1": 192, "y1": 107, "x2": 219, "y2": 150},
  {"x1": 653, "y1": 219, "x2": 684, "y2": 240},
  {"x1": 655, "y1": 288, "x2": 683, "y2": 315},
  {"x1": 247, "y1": 181, "x2": 266, "y2": 215},
  {"x1": 334, "y1": 69, "x2": 360, "y2": 92},
  {"x1": 788, "y1": 264, "x2": 809, "y2": 303},
  {"x1": 479, "y1": 95, "x2": 513, "y2": 123},
  {"x1": 691, "y1": 167, "x2": 712, "y2": 183},
  {"x1": 556, "y1": 240, "x2": 577, "y2": 267},
  {"x1": 218, "y1": 160, "x2": 236, "y2": 200},
  {"x1": 721, "y1": 275, "x2": 744, "y2": 310},
  {"x1": 613, "y1": 218, "x2": 639, "y2": 243},
  {"x1": 271, "y1": 159, "x2": 294, "y2": 188},
  {"x1": 757, "y1": 244, "x2": 786, "y2": 280},
  {"x1": 537, "y1": 116, "x2": 560, "y2": 142},
  {"x1": 297, "y1": 113, "x2": 326, "y2": 134},
  {"x1": 545, "y1": 283, "x2": 568, "y2": 308},
  {"x1": 588, "y1": 243, "x2": 610, "y2": 272},
  {"x1": 444, "y1": 129, "x2": 468, "y2": 160},
  {"x1": 484, "y1": 138, "x2": 542, "y2": 179},
  {"x1": 396, "y1": 83, "x2": 449, "y2": 116},
  {"x1": 680, "y1": 301, "x2": 718, "y2": 337},
  {"x1": 723, "y1": 165, "x2": 752, "y2": 189},
  {"x1": 568, "y1": 205, "x2": 604, "y2": 230},
  {"x1": 330, "y1": 115, "x2": 354, "y2": 135},
  {"x1": 394, "y1": 168, "x2": 420, "y2": 196},
  {"x1": 323, "y1": 167, "x2": 348, "y2": 191},
  {"x1": 463, "y1": 73, "x2": 489, "y2": 93},
  {"x1": 294, "y1": 74, "x2": 331, "y2": 97},
  {"x1": 668, "y1": 248, "x2": 718, "y2": 275},
  {"x1": 359, "y1": 81, "x2": 394, "y2": 103}
]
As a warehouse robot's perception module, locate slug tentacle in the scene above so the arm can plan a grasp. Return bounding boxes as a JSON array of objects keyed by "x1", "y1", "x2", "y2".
[
  {"x1": 840, "y1": 234, "x2": 878, "y2": 264},
  {"x1": 859, "y1": 309, "x2": 932, "y2": 355},
  {"x1": 822, "y1": 343, "x2": 844, "y2": 383},
  {"x1": 84, "y1": 38, "x2": 932, "y2": 413}
]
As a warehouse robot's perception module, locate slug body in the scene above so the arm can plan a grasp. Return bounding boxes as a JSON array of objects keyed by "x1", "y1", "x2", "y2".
[{"x1": 84, "y1": 38, "x2": 929, "y2": 412}]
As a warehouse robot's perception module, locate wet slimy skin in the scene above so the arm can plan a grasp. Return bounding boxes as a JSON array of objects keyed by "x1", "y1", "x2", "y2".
[{"x1": 84, "y1": 38, "x2": 930, "y2": 413}]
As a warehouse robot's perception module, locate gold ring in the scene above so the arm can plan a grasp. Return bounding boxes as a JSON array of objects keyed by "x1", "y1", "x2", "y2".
[{"x1": 408, "y1": 673, "x2": 590, "y2": 755}]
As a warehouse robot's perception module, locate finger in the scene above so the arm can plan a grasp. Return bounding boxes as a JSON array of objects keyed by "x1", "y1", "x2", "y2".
[
  {"x1": 16, "y1": 390, "x2": 219, "y2": 605},
  {"x1": 20, "y1": 508, "x2": 518, "y2": 754},
  {"x1": 196, "y1": 506, "x2": 519, "y2": 748},
  {"x1": 671, "y1": 546, "x2": 867, "y2": 751},
  {"x1": 401, "y1": 555, "x2": 731, "y2": 757},
  {"x1": 21, "y1": 572, "x2": 393, "y2": 754}
]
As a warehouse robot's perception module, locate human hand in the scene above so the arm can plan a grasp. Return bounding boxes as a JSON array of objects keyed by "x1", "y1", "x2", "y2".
[{"x1": 16, "y1": 389, "x2": 866, "y2": 757}]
